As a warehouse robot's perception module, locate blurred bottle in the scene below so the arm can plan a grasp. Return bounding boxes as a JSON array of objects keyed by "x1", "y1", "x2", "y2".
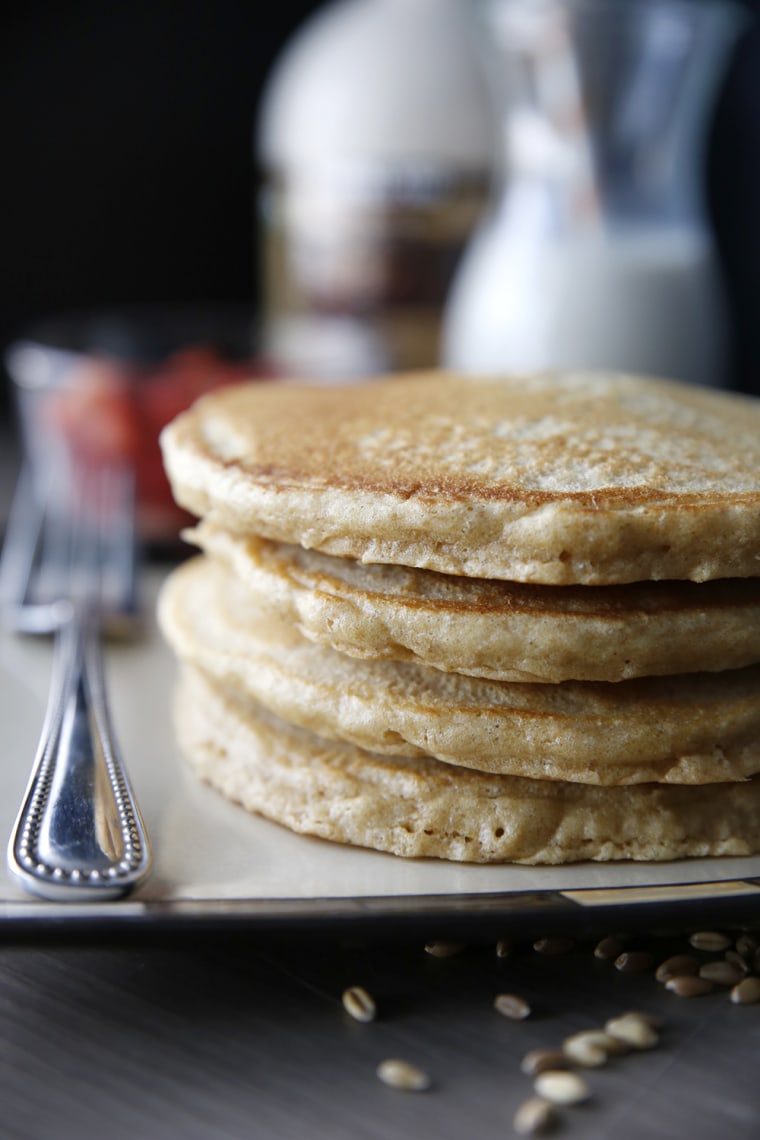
[
  {"x1": 255, "y1": 0, "x2": 493, "y2": 380},
  {"x1": 442, "y1": 0, "x2": 746, "y2": 389}
]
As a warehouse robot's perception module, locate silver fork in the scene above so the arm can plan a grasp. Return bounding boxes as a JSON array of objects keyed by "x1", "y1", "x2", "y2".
[{"x1": 1, "y1": 460, "x2": 151, "y2": 900}]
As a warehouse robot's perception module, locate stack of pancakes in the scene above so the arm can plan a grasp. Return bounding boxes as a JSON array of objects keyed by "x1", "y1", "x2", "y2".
[{"x1": 157, "y1": 370, "x2": 760, "y2": 864}]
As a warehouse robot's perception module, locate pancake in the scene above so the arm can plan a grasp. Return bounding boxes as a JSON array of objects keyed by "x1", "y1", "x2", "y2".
[
  {"x1": 187, "y1": 522, "x2": 760, "y2": 683},
  {"x1": 175, "y1": 664, "x2": 760, "y2": 865},
  {"x1": 158, "y1": 556, "x2": 760, "y2": 785},
  {"x1": 159, "y1": 370, "x2": 760, "y2": 586}
]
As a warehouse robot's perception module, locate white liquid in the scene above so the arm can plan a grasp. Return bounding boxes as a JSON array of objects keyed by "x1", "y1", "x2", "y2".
[{"x1": 442, "y1": 217, "x2": 729, "y2": 389}]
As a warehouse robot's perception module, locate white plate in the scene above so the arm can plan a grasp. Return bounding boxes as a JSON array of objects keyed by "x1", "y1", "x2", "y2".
[{"x1": 2, "y1": 568, "x2": 759, "y2": 937}]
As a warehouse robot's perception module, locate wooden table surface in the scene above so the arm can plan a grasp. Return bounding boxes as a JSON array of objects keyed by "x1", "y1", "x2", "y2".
[{"x1": 1, "y1": 920, "x2": 760, "y2": 1140}]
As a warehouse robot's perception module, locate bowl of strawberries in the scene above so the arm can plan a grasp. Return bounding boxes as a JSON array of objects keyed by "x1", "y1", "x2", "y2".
[{"x1": 5, "y1": 304, "x2": 278, "y2": 551}]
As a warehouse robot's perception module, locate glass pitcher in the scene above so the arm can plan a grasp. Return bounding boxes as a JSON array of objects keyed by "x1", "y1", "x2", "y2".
[{"x1": 442, "y1": 0, "x2": 746, "y2": 388}]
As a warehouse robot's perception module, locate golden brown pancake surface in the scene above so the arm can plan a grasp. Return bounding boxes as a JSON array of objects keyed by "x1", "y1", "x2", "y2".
[
  {"x1": 160, "y1": 371, "x2": 760, "y2": 584},
  {"x1": 188, "y1": 523, "x2": 760, "y2": 683},
  {"x1": 158, "y1": 556, "x2": 760, "y2": 786}
]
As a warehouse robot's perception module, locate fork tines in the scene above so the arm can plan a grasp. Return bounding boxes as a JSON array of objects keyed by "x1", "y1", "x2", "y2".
[{"x1": 0, "y1": 460, "x2": 139, "y2": 637}]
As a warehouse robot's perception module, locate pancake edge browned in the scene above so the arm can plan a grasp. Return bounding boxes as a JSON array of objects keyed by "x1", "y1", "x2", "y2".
[
  {"x1": 175, "y1": 665, "x2": 760, "y2": 865},
  {"x1": 161, "y1": 378, "x2": 760, "y2": 585},
  {"x1": 187, "y1": 523, "x2": 760, "y2": 682},
  {"x1": 158, "y1": 556, "x2": 760, "y2": 786}
]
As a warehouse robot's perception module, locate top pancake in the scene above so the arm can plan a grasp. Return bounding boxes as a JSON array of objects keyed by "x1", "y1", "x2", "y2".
[{"x1": 160, "y1": 370, "x2": 760, "y2": 585}]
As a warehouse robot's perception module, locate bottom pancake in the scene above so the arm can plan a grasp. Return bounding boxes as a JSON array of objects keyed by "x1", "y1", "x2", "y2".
[{"x1": 175, "y1": 665, "x2": 760, "y2": 865}]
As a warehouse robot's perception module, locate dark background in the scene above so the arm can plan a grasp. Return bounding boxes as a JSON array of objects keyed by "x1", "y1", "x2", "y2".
[
  {"x1": 0, "y1": 1, "x2": 319, "y2": 355},
  {"x1": 1, "y1": 0, "x2": 759, "y2": 406}
]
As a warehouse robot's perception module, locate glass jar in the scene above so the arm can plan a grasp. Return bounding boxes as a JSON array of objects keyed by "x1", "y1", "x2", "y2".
[
  {"x1": 442, "y1": 0, "x2": 746, "y2": 388},
  {"x1": 256, "y1": 0, "x2": 494, "y2": 380}
]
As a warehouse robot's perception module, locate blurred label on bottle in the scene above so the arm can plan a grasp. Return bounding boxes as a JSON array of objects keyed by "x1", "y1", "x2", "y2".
[{"x1": 258, "y1": 162, "x2": 488, "y2": 380}]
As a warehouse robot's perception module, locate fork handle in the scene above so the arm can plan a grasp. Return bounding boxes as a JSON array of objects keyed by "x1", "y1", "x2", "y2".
[{"x1": 7, "y1": 611, "x2": 151, "y2": 901}]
